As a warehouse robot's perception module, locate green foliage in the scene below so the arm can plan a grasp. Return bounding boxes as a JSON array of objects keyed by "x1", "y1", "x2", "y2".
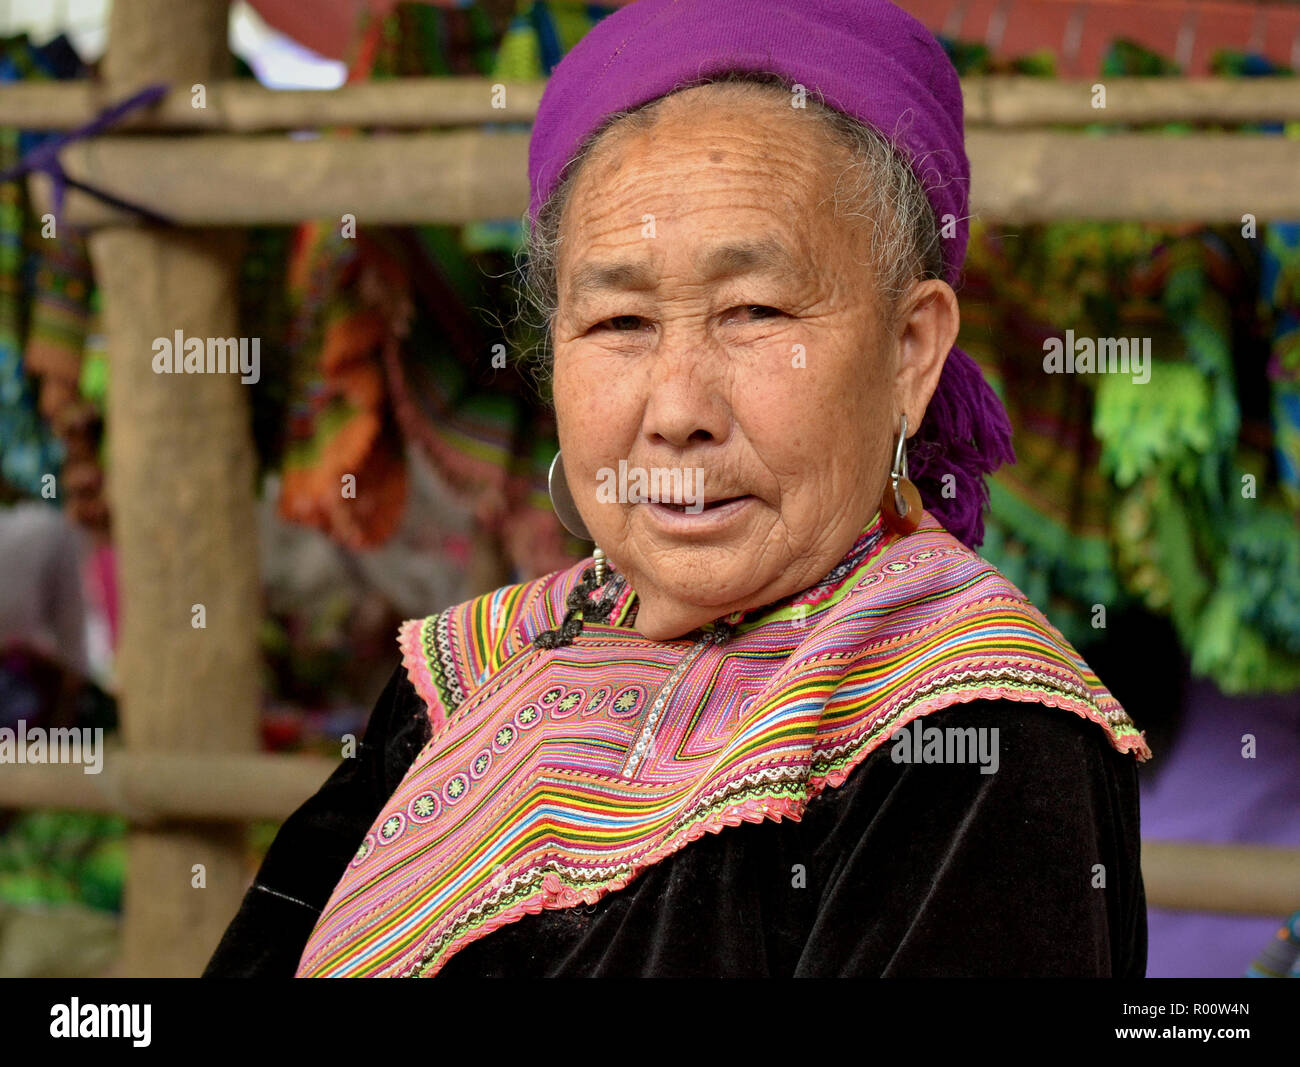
[
  {"x1": 1095, "y1": 364, "x2": 1213, "y2": 488},
  {"x1": 0, "y1": 812, "x2": 125, "y2": 913}
]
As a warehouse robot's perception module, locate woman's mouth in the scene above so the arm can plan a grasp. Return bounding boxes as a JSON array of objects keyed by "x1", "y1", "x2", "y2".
[
  {"x1": 642, "y1": 494, "x2": 757, "y2": 532},
  {"x1": 657, "y1": 495, "x2": 748, "y2": 512}
]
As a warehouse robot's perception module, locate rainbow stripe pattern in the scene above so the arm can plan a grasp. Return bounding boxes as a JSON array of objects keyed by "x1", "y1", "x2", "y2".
[{"x1": 295, "y1": 510, "x2": 1150, "y2": 977}]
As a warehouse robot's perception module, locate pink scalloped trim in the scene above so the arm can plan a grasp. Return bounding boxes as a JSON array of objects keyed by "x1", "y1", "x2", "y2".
[
  {"x1": 298, "y1": 748, "x2": 816, "y2": 974},
  {"x1": 818, "y1": 684, "x2": 1152, "y2": 796},
  {"x1": 396, "y1": 616, "x2": 449, "y2": 733}
]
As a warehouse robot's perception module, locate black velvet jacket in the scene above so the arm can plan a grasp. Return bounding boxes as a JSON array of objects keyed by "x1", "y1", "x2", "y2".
[{"x1": 204, "y1": 664, "x2": 1147, "y2": 977}]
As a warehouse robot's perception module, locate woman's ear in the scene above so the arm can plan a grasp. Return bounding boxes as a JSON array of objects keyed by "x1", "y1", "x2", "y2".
[{"x1": 891, "y1": 278, "x2": 960, "y2": 433}]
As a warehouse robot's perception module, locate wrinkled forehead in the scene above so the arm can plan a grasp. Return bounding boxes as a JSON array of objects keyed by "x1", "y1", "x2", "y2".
[
  {"x1": 564, "y1": 81, "x2": 843, "y2": 196},
  {"x1": 554, "y1": 89, "x2": 852, "y2": 274}
]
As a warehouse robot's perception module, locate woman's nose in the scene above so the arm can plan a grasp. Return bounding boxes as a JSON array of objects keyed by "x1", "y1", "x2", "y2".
[{"x1": 639, "y1": 343, "x2": 731, "y2": 449}]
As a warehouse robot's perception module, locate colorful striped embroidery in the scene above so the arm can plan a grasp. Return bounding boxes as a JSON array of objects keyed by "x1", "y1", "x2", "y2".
[{"x1": 298, "y1": 511, "x2": 1149, "y2": 977}]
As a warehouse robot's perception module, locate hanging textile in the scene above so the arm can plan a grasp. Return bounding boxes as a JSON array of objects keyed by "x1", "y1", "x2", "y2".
[
  {"x1": 1261, "y1": 217, "x2": 1300, "y2": 513},
  {"x1": 0, "y1": 34, "x2": 90, "y2": 502},
  {"x1": 278, "y1": 1, "x2": 616, "y2": 577},
  {"x1": 948, "y1": 35, "x2": 1300, "y2": 696}
]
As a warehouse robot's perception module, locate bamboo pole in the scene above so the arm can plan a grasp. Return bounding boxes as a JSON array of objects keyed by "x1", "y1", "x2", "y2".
[
  {"x1": 961, "y1": 75, "x2": 1300, "y2": 126},
  {"x1": 0, "y1": 77, "x2": 1298, "y2": 130},
  {"x1": 84, "y1": 0, "x2": 260, "y2": 979},
  {"x1": 4, "y1": 747, "x2": 1296, "y2": 917},
  {"x1": 969, "y1": 129, "x2": 1300, "y2": 222},
  {"x1": 35, "y1": 129, "x2": 1300, "y2": 227},
  {"x1": 1142, "y1": 842, "x2": 1300, "y2": 918},
  {"x1": 0, "y1": 78, "x2": 544, "y2": 130},
  {"x1": 49, "y1": 130, "x2": 531, "y2": 226},
  {"x1": 0, "y1": 752, "x2": 337, "y2": 824}
]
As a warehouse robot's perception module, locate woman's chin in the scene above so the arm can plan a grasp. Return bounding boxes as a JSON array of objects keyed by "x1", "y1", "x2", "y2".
[
  {"x1": 627, "y1": 571, "x2": 771, "y2": 640},
  {"x1": 631, "y1": 599, "x2": 726, "y2": 641}
]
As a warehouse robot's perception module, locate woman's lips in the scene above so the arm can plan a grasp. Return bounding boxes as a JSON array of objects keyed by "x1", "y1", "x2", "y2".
[{"x1": 639, "y1": 494, "x2": 756, "y2": 532}]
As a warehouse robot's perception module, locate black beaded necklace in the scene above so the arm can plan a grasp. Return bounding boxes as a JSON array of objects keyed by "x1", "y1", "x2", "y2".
[{"x1": 532, "y1": 566, "x2": 625, "y2": 649}]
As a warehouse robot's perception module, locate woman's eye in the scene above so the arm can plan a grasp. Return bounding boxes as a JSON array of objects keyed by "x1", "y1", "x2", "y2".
[
  {"x1": 728, "y1": 305, "x2": 784, "y2": 321},
  {"x1": 589, "y1": 307, "x2": 782, "y2": 333},
  {"x1": 593, "y1": 315, "x2": 644, "y2": 332}
]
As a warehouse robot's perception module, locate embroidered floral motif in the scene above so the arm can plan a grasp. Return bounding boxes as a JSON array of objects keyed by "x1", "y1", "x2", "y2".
[
  {"x1": 379, "y1": 813, "x2": 405, "y2": 843},
  {"x1": 351, "y1": 834, "x2": 374, "y2": 867},
  {"x1": 611, "y1": 688, "x2": 641, "y2": 716},
  {"x1": 409, "y1": 793, "x2": 439, "y2": 822}
]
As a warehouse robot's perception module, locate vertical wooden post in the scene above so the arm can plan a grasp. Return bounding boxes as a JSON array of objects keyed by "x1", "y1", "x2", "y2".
[{"x1": 86, "y1": 0, "x2": 260, "y2": 976}]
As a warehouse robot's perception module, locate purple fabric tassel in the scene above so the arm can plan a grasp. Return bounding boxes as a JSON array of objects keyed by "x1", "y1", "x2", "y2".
[{"x1": 910, "y1": 345, "x2": 1017, "y2": 549}]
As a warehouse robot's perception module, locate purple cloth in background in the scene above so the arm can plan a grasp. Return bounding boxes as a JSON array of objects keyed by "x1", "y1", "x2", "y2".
[{"x1": 1139, "y1": 677, "x2": 1300, "y2": 977}]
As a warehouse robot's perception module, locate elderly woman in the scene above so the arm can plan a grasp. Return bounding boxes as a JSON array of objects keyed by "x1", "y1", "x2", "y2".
[{"x1": 206, "y1": 0, "x2": 1150, "y2": 978}]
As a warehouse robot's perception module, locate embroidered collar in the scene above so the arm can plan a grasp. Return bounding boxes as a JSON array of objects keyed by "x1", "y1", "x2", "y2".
[{"x1": 298, "y1": 511, "x2": 1149, "y2": 977}]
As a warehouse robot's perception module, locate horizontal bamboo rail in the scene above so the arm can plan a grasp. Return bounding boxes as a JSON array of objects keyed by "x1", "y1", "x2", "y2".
[
  {"x1": 0, "y1": 77, "x2": 1298, "y2": 130},
  {"x1": 0, "y1": 79, "x2": 543, "y2": 131},
  {"x1": 968, "y1": 129, "x2": 1300, "y2": 222},
  {"x1": 0, "y1": 750, "x2": 336, "y2": 825},
  {"x1": 1141, "y1": 841, "x2": 1300, "y2": 918},
  {"x1": 0, "y1": 757, "x2": 1294, "y2": 916},
  {"x1": 30, "y1": 129, "x2": 1300, "y2": 227},
  {"x1": 962, "y1": 75, "x2": 1300, "y2": 126},
  {"x1": 44, "y1": 130, "x2": 530, "y2": 226}
]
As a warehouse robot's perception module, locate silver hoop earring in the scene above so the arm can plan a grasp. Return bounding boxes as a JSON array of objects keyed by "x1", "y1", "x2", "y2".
[
  {"x1": 880, "y1": 413, "x2": 922, "y2": 536},
  {"x1": 548, "y1": 451, "x2": 607, "y2": 583}
]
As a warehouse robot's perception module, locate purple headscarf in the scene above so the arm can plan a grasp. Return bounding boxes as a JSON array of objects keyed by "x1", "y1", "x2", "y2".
[{"x1": 527, "y1": 0, "x2": 1015, "y2": 548}]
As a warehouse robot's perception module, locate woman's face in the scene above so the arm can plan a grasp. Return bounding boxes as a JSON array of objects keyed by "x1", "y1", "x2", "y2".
[{"x1": 552, "y1": 84, "x2": 957, "y2": 640}]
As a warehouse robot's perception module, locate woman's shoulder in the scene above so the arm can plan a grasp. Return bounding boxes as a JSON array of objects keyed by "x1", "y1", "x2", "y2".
[
  {"x1": 394, "y1": 557, "x2": 592, "y2": 732},
  {"x1": 813, "y1": 695, "x2": 1143, "y2": 836},
  {"x1": 806, "y1": 517, "x2": 1153, "y2": 765},
  {"x1": 795, "y1": 695, "x2": 1147, "y2": 976}
]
